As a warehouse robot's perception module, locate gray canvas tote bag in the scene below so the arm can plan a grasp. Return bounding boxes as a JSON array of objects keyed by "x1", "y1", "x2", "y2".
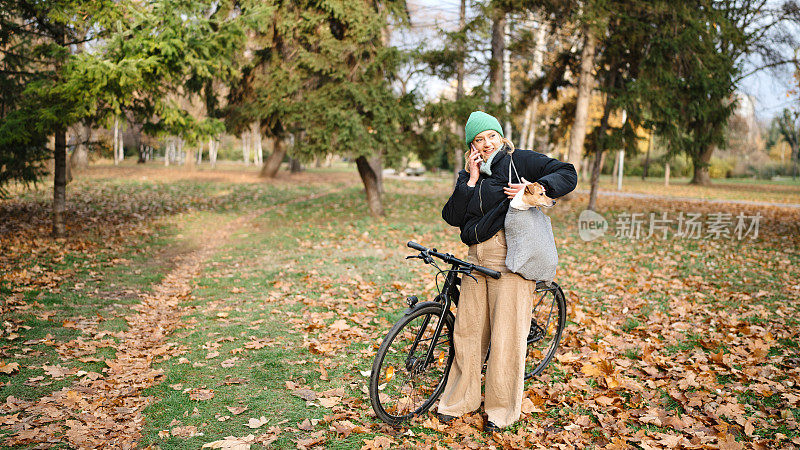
[{"x1": 503, "y1": 154, "x2": 558, "y2": 283}]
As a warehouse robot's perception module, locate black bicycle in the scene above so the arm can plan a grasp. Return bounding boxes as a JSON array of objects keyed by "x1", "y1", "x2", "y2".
[{"x1": 369, "y1": 241, "x2": 567, "y2": 425}]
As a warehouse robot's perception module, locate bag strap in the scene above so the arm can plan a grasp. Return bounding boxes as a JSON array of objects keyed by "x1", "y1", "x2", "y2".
[{"x1": 507, "y1": 151, "x2": 521, "y2": 184}]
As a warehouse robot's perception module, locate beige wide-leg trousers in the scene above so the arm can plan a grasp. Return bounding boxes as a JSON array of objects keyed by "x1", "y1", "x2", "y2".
[{"x1": 437, "y1": 230, "x2": 534, "y2": 427}]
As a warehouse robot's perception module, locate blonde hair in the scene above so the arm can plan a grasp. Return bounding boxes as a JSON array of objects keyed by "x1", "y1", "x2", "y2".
[{"x1": 464, "y1": 137, "x2": 515, "y2": 171}]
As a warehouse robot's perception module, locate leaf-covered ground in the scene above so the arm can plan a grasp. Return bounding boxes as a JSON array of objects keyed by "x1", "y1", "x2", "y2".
[
  {"x1": 0, "y1": 165, "x2": 798, "y2": 449},
  {"x1": 590, "y1": 174, "x2": 800, "y2": 205}
]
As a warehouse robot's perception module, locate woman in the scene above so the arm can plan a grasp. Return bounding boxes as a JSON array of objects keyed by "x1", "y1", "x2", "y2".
[{"x1": 437, "y1": 111, "x2": 577, "y2": 432}]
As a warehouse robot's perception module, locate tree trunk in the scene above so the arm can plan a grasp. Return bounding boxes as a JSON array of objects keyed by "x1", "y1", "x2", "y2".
[
  {"x1": 520, "y1": 106, "x2": 533, "y2": 149},
  {"x1": 502, "y1": 20, "x2": 512, "y2": 138},
  {"x1": 567, "y1": 29, "x2": 596, "y2": 180},
  {"x1": 242, "y1": 132, "x2": 250, "y2": 166},
  {"x1": 177, "y1": 138, "x2": 184, "y2": 165},
  {"x1": 454, "y1": 0, "x2": 466, "y2": 185},
  {"x1": 138, "y1": 144, "x2": 146, "y2": 164},
  {"x1": 587, "y1": 91, "x2": 613, "y2": 212},
  {"x1": 185, "y1": 147, "x2": 195, "y2": 171},
  {"x1": 581, "y1": 158, "x2": 590, "y2": 183},
  {"x1": 113, "y1": 117, "x2": 119, "y2": 166},
  {"x1": 356, "y1": 155, "x2": 384, "y2": 217},
  {"x1": 489, "y1": 10, "x2": 505, "y2": 105},
  {"x1": 69, "y1": 148, "x2": 88, "y2": 170},
  {"x1": 255, "y1": 130, "x2": 263, "y2": 164},
  {"x1": 251, "y1": 123, "x2": 263, "y2": 165},
  {"x1": 611, "y1": 150, "x2": 620, "y2": 186},
  {"x1": 665, "y1": 162, "x2": 670, "y2": 186},
  {"x1": 520, "y1": 17, "x2": 544, "y2": 149},
  {"x1": 69, "y1": 124, "x2": 90, "y2": 171},
  {"x1": 165, "y1": 139, "x2": 172, "y2": 166},
  {"x1": 53, "y1": 128, "x2": 67, "y2": 237},
  {"x1": 260, "y1": 137, "x2": 286, "y2": 178},
  {"x1": 209, "y1": 138, "x2": 217, "y2": 168},
  {"x1": 454, "y1": 125, "x2": 465, "y2": 182},
  {"x1": 643, "y1": 132, "x2": 653, "y2": 179},
  {"x1": 118, "y1": 126, "x2": 124, "y2": 163},
  {"x1": 289, "y1": 158, "x2": 303, "y2": 173},
  {"x1": 587, "y1": 145, "x2": 604, "y2": 212},
  {"x1": 690, "y1": 144, "x2": 714, "y2": 185},
  {"x1": 369, "y1": 153, "x2": 384, "y2": 194},
  {"x1": 534, "y1": 99, "x2": 546, "y2": 144},
  {"x1": 598, "y1": 151, "x2": 606, "y2": 176},
  {"x1": 528, "y1": 99, "x2": 541, "y2": 150}
]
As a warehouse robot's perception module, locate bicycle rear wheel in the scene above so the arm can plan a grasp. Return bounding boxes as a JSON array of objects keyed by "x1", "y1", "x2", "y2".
[
  {"x1": 369, "y1": 303, "x2": 455, "y2": 425},
  {"x1": 524, "y1": 282, "x2": 567, "y2": 379}
]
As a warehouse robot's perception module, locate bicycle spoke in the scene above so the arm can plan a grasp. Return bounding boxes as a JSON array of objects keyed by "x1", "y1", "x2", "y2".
[
  {"x1": 370, "y1": 245, "x2": 503, "y2": 425},
  {"x1": 533, "y1": 291, "x2": 547, "y2": 310},
  {"x1": 524, "y1": 285, "x2": 566, "y2": 380},
  {"x1": 370, "y1": 305, "x2": 454, "y2": 424}
]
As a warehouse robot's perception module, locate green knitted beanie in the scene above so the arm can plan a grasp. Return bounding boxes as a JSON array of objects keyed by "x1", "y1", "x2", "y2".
[{"x1": 464, "y1": 111, "x2": 504, "y2": 147}]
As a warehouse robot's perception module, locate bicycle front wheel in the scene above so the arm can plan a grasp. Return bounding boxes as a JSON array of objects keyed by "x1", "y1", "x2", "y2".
[
  {"x1": 525, "y1": 282, "x2": 567, "y2": 379},
  {"x1": 369, "y1": 303, "x2": 455, "y2": 425}
]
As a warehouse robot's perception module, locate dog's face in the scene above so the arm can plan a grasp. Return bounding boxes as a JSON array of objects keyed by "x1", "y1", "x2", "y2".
[{"x1": 521, "y1": 182, "x2": 556, "y2": 208}]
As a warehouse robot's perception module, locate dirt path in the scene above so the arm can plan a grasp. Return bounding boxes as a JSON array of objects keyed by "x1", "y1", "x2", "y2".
[{"x1": 2, "y1": 187, "x2": 351, "y2": 448}]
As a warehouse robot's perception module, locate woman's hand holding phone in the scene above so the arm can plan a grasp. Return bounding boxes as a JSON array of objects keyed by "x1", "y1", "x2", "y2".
[{"x1": 466, "y1": 144, "x2": 481, "y2": 187}]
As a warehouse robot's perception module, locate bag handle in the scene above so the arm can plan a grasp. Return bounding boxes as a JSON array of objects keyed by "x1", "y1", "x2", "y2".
[{"x1": 507, "y1": 151, "x2": 521, "y2": 185}]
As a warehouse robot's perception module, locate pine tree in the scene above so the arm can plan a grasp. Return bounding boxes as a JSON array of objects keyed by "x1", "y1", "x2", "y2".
[
  {"x1": 412, "y1": 0, "x2": 507, "y2": 176},
  {"x1": 642, "y1": 0, "x2": 800, "y2": 185},
  {"x1": 226, "y1": 0, "x2": 412, "y2": 216},
  {"x1": 776, "y1": 108, "x2": 799, "y2": 179},
  {"x1": 1, "y1": 0, "x2": 244, "y2": 232},
  {"x1": 0, "y1": 2, "x2": 53, "y2": 196},
  {"x1": 633, "y1": 1, "x2": 741, "y2": 187},
  {"x1": 0, "y1": 0, "x2": 119, "y2": 235},
  {"x1": 98, "y1": 0, "x2": 241, "y2": 160}
]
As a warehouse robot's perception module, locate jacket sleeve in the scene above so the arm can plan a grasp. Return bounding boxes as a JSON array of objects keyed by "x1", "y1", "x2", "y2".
[
  {"x1": 442, "y1": 170, "x2": 475, "y2": 227},
  {"x1": 519, "y1": 150, "x2": 578, "y2": 198}
]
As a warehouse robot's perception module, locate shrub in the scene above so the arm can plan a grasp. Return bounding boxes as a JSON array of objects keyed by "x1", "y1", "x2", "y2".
[{"x1": 709, "y1": 157, "x2": 734, "y2": 178}]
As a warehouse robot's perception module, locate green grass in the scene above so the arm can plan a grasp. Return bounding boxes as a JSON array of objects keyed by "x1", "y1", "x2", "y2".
[
  {"x1": 138, "y1": 181, "x2": 461, "y2": 447},
  {"x1": 3, "y1": 164, "x2": 799, "y2": 448},
  {"x1": 0, "y1": 228, "x2": 174, "y2": 405}
]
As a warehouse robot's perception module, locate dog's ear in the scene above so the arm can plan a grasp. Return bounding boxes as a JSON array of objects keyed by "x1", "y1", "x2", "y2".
[{"x1": 527, "y1": 182, "x2": 543, "y2": 195}]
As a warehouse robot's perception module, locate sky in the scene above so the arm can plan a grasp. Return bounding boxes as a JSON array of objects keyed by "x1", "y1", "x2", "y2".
[
  {"x1": 738, "y1": 66, "x2": 796, "y2": 121},
  {"x1": 400, "y1": 0, "x2": 798, "y2": 123}
]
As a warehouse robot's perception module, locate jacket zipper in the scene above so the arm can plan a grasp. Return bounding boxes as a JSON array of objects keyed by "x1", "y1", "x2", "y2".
[
  {"x1": 478, "y1": 179, "x2": 484, "y2": 215},
  {"x1": 475, "y1": 180, "x2": 484, "y2": 242}
]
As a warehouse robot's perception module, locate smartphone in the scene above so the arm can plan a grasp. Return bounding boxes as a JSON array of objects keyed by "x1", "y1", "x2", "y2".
[
  {"x1": 470, "y1": 144, "x2": 482, "y2": 167},
  {"x1": 470, "y1": 144, "x2": 482, "y2": 161}
]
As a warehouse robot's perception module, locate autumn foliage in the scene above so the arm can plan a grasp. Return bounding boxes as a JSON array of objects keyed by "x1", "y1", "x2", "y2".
[{"x1": 0, "y1": 166, "x2": 798, "y2": 448}]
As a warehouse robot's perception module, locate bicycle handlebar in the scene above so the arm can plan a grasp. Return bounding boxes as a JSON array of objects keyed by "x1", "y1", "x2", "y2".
[{"x1": 407, "y1": 241, "x2": 501, "y2": 279}]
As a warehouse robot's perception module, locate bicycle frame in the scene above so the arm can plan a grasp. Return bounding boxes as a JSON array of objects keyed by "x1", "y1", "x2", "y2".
[
  {"x1": 405, "y1": 265, "x2": 462, "y2": 375},
  {"x1": 370, "y1": 242, "x2": 567, "y2": 424}
]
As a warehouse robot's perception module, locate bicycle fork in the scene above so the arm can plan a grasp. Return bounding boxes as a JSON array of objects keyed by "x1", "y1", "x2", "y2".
[{"x1": 404, "y1": 269, "x2": 459, "y2": 374}]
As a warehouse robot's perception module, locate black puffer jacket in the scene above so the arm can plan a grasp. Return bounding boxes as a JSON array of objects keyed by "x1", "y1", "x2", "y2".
[{"x1": 442, "y1": 147, "x2": 578, "y2": 245}]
